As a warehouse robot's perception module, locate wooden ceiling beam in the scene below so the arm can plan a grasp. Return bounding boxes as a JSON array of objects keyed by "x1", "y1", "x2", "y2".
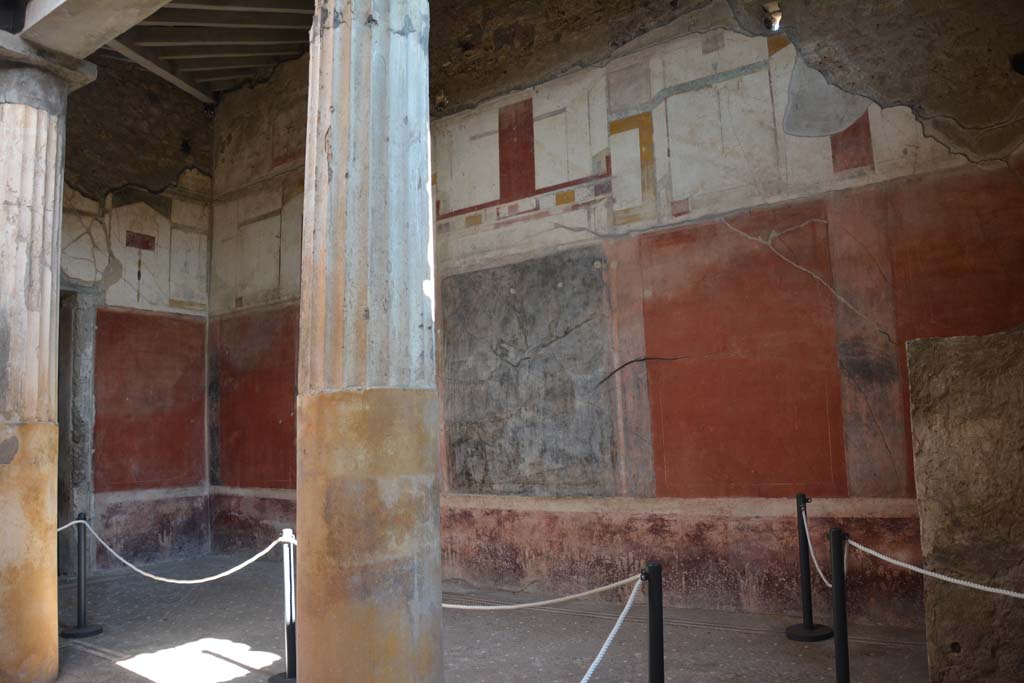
[
  {"x1": 176, "y1": 56, "x2": 280, "y2": 71},
  {"x1": 166, "y1": 0, "x2": 313, "y2": 13},
  {"x1": 20, "y1": 0, "x2": 173, "y2": 59},
  {"x1": 193, "y1": 67, "x2": 263, "y2": 82},
  {"x1": 159, "y1": 46, "x2": 305, "y2": 60},
  {"x1": 141, "y1": 8, "x2": 311, "y2": 30},
  {"x1": 107, "y1": 38, "x2": 215, "y2": 104},
  {"x1": 121, "y1": 26, "x2": 310, "y2": 47}
]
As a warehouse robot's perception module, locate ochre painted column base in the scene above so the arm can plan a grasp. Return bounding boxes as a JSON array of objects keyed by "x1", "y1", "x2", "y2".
[
  {"x1": 0, "y1": 423, "x2": 58, "y2": 683},
  {"x1": 296, "y1": 388, "x2": 441, "y2": 682}
]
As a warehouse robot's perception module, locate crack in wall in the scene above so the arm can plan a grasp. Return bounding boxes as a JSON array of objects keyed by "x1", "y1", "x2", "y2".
[
  {"x1": 717, "y1": 216, "x2": 898, "y2": 345},
  {"x1": 594, "y1": 355, "x2": 694, "y2": 389},
  {"x1": 491, "y1": 315, "x2": 596, "y2": 369}
]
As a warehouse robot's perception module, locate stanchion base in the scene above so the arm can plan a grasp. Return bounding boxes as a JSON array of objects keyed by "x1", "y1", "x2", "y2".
[
  {"x1": 268, "y1": 673, "x2": 295, "y2": 682},
  {"x1": 60, "y1": 624, "x2": 103, "y2": 639},
  {"x1": 786, "y1": 622, "x2": 833, "y2": 642}
]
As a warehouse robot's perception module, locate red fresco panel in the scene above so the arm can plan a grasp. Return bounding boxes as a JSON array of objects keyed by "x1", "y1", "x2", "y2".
[
  {"x1": 827, "y1": 188, "x2": 910, "y2": 497},
  {"x1": 640, "y1": 201, "x2": 847, "y2": 498},
  {"x1": 830, "y1": 111, "x2": 874, "y2": 173},
  {"x1": 93, "y1": 308, "x2": 206, "y2": 492},
  {"x1": 212, "y1": 304, "x2": 298, "y2": 489},
  {"x1": 498, "y1": 98, "x2": 536, "y2": 203},
  {"x1": 887, "y1": 167, "x2": 1024, "y2": 342}
]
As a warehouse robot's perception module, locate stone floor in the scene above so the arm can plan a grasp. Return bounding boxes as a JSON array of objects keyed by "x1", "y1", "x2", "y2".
[{"x1": 57, "y1": 554, "x2": 927, "y2": 682}]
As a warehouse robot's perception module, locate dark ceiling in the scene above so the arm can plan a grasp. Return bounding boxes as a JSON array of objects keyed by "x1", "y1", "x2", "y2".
[{"x1": 100, "y1": 0, "x2": 313, "y2": 99}]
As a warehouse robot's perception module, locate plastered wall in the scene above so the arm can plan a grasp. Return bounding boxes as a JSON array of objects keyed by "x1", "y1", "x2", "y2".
[
  {"x1": 431, "y1": 31, "x2": 962, "y2": 275},
  {"x1": 165, "y1": 22, "x2": 1022, "y2": 627},
  {"x1": 430, "y1": 27, "x2": 1024, "y2": 624},
  {"x1": 58, "y1": 166, "x2": 213, "y2": 566},
  {"x1": 430, "y1": 28, "x2": 990, "y2": 502},
  {"x1": 206, "y1": 59, "x2": 308, "y2": 551},
  {"x1": 61, "y1": 172, "x2": 210, "y2": 316}
]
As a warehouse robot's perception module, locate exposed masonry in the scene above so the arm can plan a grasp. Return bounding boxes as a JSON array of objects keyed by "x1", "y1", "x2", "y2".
[{"x1": 65, "y1": 57, "x2": 213, "y2": 201}]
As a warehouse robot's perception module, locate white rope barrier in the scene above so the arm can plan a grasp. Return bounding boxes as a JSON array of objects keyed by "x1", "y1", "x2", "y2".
[
  {"x1": 578, "y1": 577, "x2": 643, "y2": 683},
  {"x1": 59, "y1": 519, "x2": 654, "y2": 679},
  {"x1": 57, "y1": 519, "x2": 295, "y2": 585},
  {"x1": 848, "y1": 539, "x2": 1024, "y2": 601},
  {"x1": 442, "y1": 573, "x2": 642, "y2": 611},
  {"x1": 801, "y1": 509, "x2": 832, "y2": 588}
]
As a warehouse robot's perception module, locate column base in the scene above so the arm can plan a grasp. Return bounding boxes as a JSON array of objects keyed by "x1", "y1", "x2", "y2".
[
  {"x1": 0, "y1": 422, "x2": 59, "y2": 683},
  {"x1": 296, "y1": 388, "x2": 442, "y2": 682}
]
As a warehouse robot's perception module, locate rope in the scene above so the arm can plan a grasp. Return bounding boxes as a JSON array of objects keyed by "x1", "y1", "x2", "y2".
[
  {"x1": 57, "y1": 519, "x2": 295, "y2": 585},
  {"x1": 578, "y1": 577, "x2": 643, "y2": 683},
  {"x1": 442, "y1": 574, "x2": 642, "y2": 611},
  {"x1": 848, "y1": 539, "x2": 1024, "y2": 601},
  {"x1": 801, "y1": 509, "x2": 832, "y2": 588}
]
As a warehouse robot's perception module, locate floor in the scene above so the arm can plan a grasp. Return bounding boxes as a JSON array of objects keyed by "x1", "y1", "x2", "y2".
[{"x1": 57, "y1": 554, "x2": 927, "y2": 682}]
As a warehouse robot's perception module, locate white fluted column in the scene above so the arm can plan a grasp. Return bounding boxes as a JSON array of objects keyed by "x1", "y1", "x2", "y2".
[
  {"x1": 296, "y1": 0, "x2": 441, "y2": 680},
  {"x1": 0, "y1": 65, "x2": 68, "y2": 683}
]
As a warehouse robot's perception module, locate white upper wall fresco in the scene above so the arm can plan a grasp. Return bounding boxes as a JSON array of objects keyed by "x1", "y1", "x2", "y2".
[
  {"x1": 60, "y1": 169, "x2": 211, "y2": 316},
  {"x1": 430, "y1": 29, "x2": 965, "y2": 275},
  {"x1": 195, "y1": 27, "x2": 972, "y2": 309},
  {"x1": 209, "y1": 57, "x2": 308, "y2": 317}
]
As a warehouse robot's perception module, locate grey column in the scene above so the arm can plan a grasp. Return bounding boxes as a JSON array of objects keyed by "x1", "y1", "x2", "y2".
[
  {"x1": 296, "y1": 0, "x2": 442, "y2": 680},
  {"x1": 0, "y1": 65, "x2": 69, "y2": 683}
]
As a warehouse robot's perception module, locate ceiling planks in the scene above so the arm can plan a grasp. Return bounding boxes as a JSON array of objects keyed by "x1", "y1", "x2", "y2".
[{"x1": 107, "y1": 0, "x2": 313, "y2": 102}]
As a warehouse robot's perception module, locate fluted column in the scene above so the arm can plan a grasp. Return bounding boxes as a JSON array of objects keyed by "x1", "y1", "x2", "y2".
[
  {"x1": 0, "y1": 65, "x2": 68, "y2": 683},
  {"x1": 296, "y1": 0, "x2": 441, "y2": 680}
]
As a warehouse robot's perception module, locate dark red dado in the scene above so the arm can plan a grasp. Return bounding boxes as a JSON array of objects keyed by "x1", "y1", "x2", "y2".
[{"x1": 441, "y1": 495, "x2": 924, "y2": 628}]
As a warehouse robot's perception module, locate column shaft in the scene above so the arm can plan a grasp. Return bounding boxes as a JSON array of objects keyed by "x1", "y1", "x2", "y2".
[
  {"x1": 0, "y1": 66, "x2": 68, "y2": 683},
  {"x1": 296, "y1": 0, "x2": 441, "y2": 680}
]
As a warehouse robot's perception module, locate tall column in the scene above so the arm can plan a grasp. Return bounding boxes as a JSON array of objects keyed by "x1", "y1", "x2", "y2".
[
  {"x1": 0, "y1": 65, "x2": 69, "y2": 683},
  {"x1": 296, "y1": 0, "x2": 441, "y2": 681}
]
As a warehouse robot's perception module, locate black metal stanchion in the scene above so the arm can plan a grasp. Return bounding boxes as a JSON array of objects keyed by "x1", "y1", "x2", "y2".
[
  {"x1": 61, "y1": 513, "x2": 103, "y2": 639},
  {"x1": 269, "y1": 528, "x2": 297, "y2": 682},
  {"x1": 786, "y1": 493, "x2": 833, "y2": 642},
  {"x1": 642, "y1": 561, "x2": 665, "y2": 683},
  {"x1": 830, "y1": 528, "x2": 850, "y2": 683}
]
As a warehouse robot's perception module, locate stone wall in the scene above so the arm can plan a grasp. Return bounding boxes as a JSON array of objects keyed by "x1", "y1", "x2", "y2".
[{"x1": 908, "y1": 328, "x2": 1024, "y2": 681}]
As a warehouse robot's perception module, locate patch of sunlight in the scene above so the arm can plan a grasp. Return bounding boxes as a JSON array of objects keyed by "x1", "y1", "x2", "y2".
[{"x1": 117, "y1": 638, "x2": 280, "y2": 683}]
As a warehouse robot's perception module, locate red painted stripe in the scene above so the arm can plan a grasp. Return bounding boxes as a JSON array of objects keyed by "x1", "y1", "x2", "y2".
[
  {"x1": 438, "y1": 170, "x2": 612, "y2": 221},
  {"x1": 498, "y1": 99, "x2": 536, "y2": 202}
]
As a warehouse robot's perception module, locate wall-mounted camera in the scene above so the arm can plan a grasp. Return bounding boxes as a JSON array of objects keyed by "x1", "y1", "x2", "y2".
[{"x1": 763, "y1": 2, "x2": 783, "y2": 32}]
